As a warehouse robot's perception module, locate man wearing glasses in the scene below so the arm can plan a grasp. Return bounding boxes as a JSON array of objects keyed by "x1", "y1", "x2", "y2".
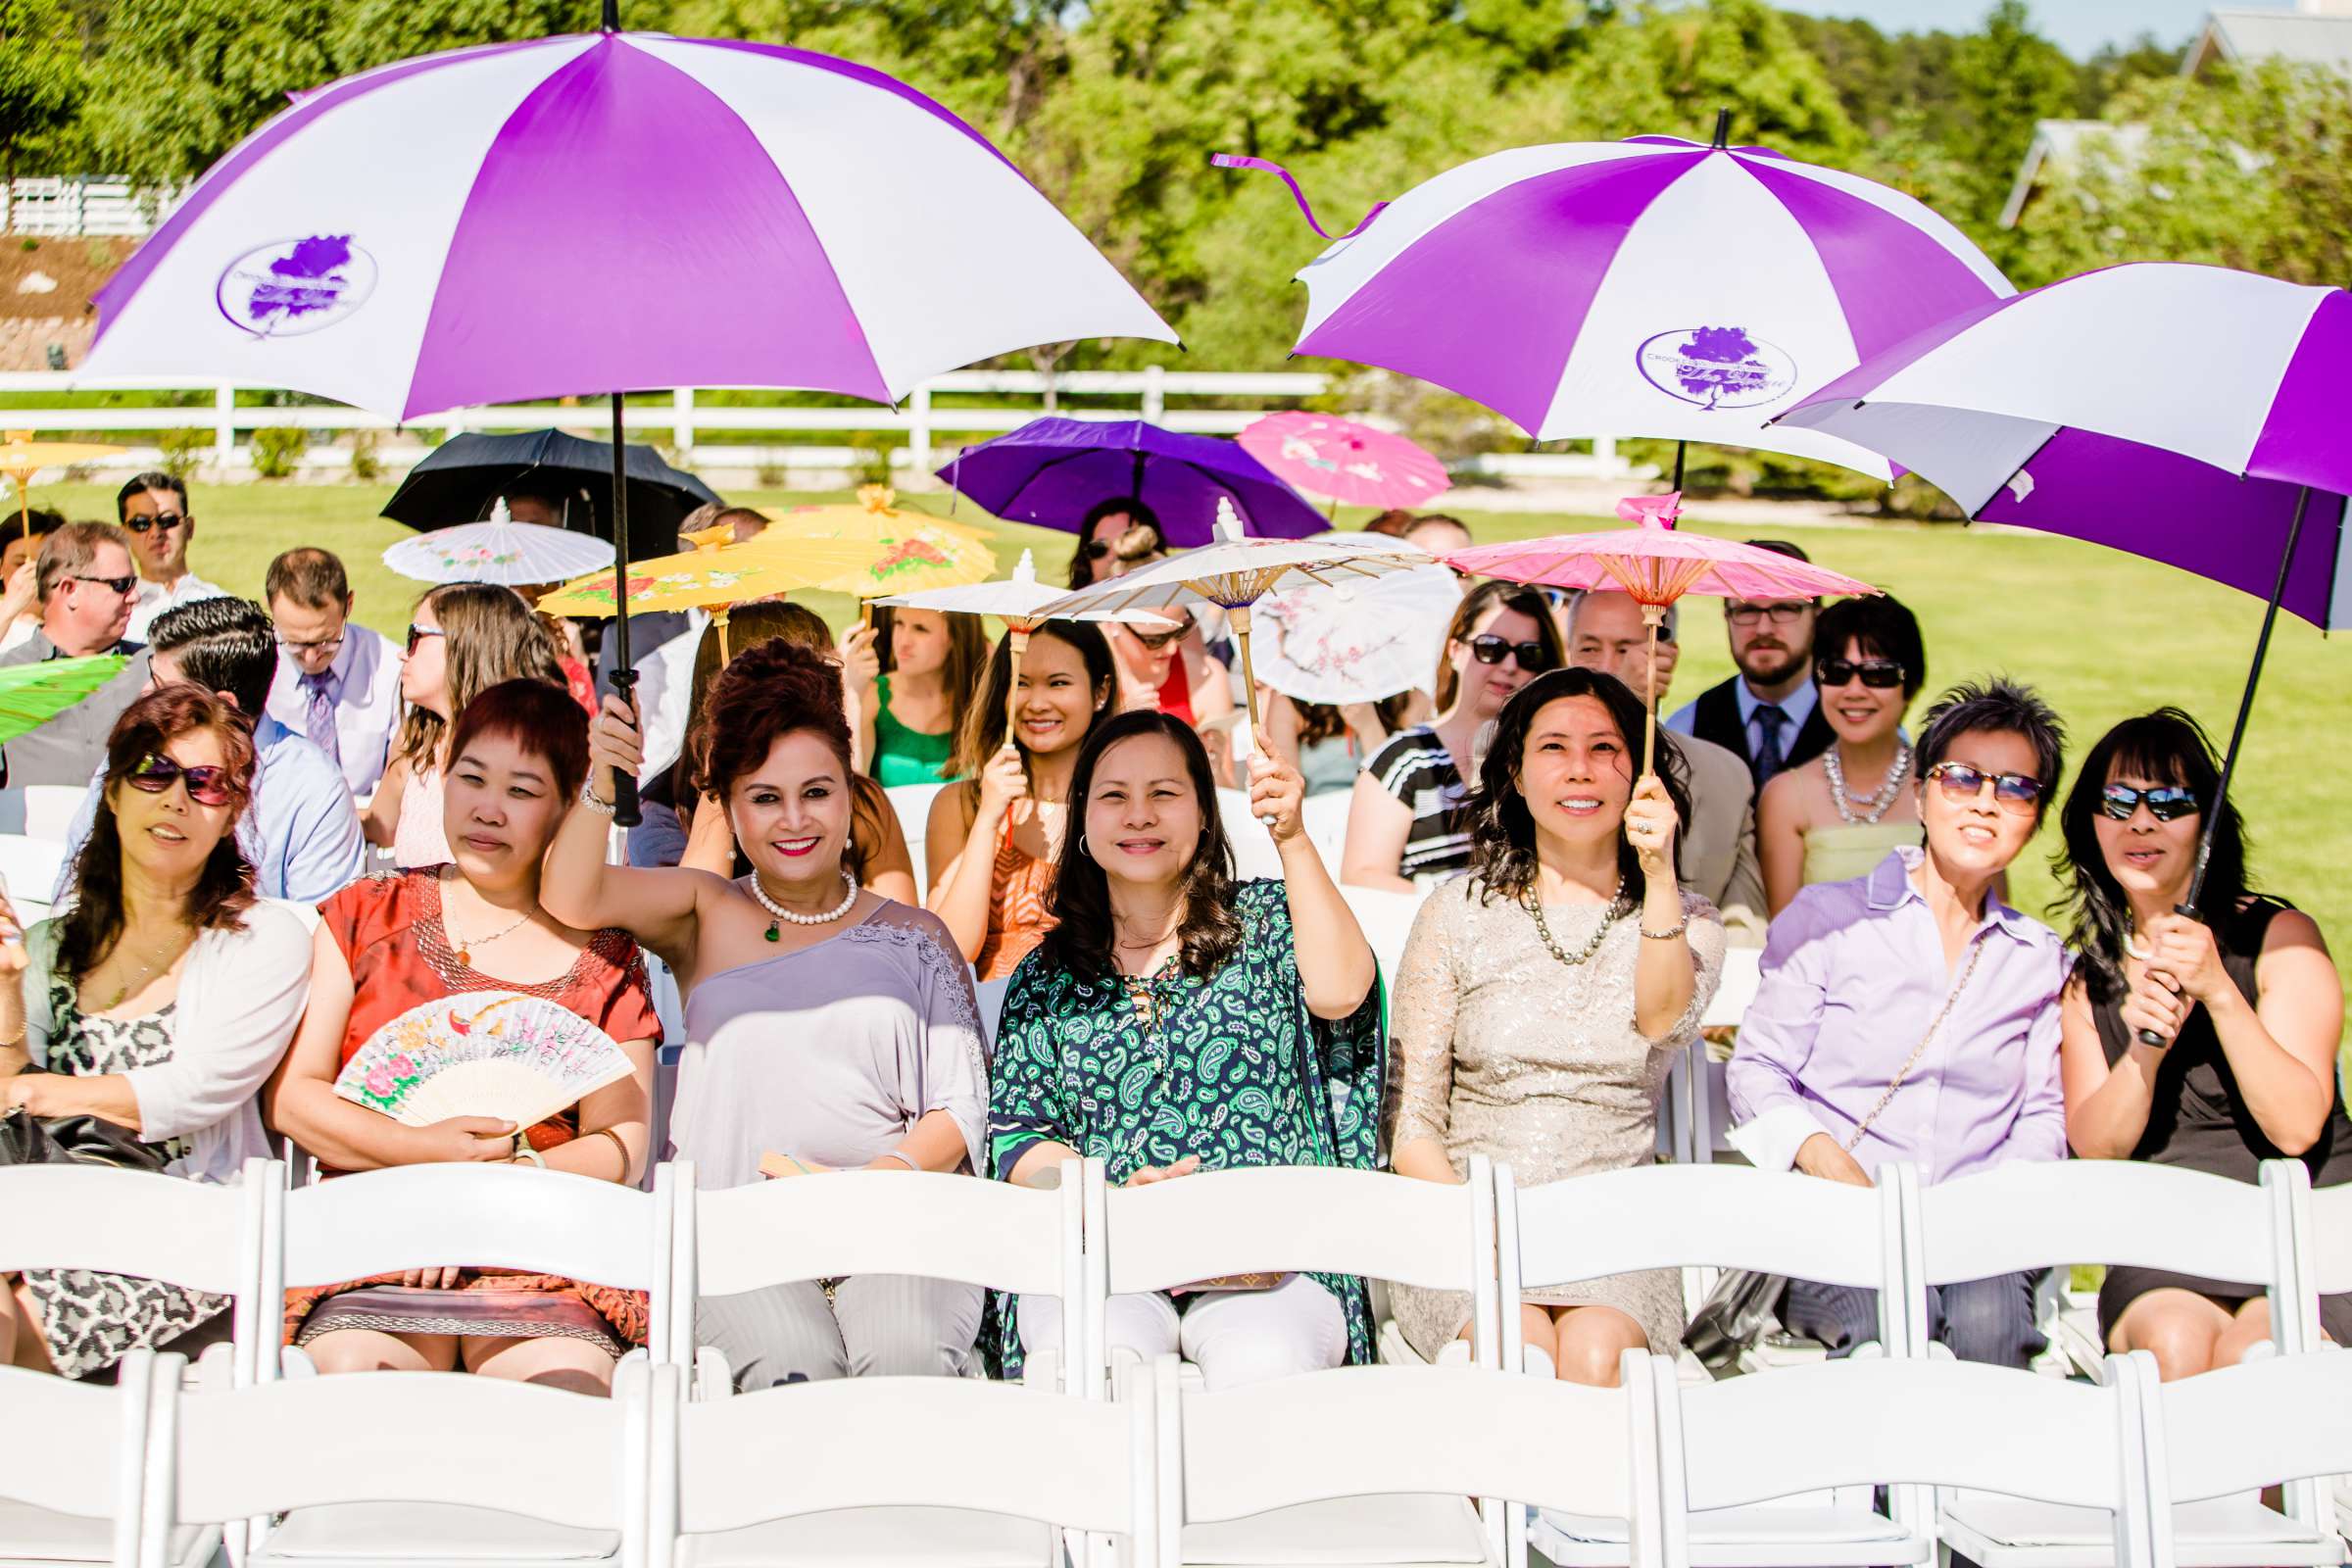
[
  {"x1": 262, "y1": 548, "x2": 404, "y2": 800},
  {"x1": 0, "y1": 521, "x2": 153, "y2": 788},
  {"x1": 1664, "y1": 538, "x2": 1835, "y2": 791},
  {"x1": 117, "y1": 472, "x2": 226, "y2": 643}
]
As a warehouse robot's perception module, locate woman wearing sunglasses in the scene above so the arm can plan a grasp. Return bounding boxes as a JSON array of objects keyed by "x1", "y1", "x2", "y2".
[
  {"x1": 361, "y1": 583, "x2": 568, "y2": 869},
  {"x1": 0, "y1": 688, "x2": 313, "y2": 1377},
  {"x1": 1756, "y1": 596, "x2": 1927, "y2": 916},
  {"x1": 1099, "y1": 527, "x2": 1236, "y2": 735},
  {"x1": 2055, "y1": 710, "x2": 2350, "y2": 1377},
  {"x1": 1727, "y1": 679, "x2": 2071, "y2": 1368},
  {"x1": 1067, "y1": 497, "x2": 1164, "y2": 589},
  {"x1": 1342, "y1": 579, "x2": 1563, "y2": 893}
]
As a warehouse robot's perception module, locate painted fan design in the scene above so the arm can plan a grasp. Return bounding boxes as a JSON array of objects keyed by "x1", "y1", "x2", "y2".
[{"x1": 332, "y1": 991, "x2": 634, "y2": 1131}]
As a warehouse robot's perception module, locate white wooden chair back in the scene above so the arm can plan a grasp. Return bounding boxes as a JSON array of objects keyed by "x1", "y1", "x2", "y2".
[
  {"x1": 23, "y1": 784, "x2": 91, "y2": 842},
  {"x1": 2148, "y1": 1348, "x2": 2352, "y2": 1506},
  {"x1": 2293, "y1": 1176, "x2": 2349, "y2": 1353},
  {"x1": 883, "y1": 782, "x2": 946, "y2": 896},
  {"x1": 1301, "y1": 788, "x2": 1350, "y2": 866},
  {"x1": 1215, "y1": 789, "x2": 1283, "y2": 879},
  {"x1": 1337, "y1": 884, "x2": 1426, "y2": 991},
  {"x1": 657, "y1": 1358, "x2": 1162, "y2": 1565},
  {"x1": 273, "y1": 1163, "x2": 676, "y2": 1374},
  {"x1": 976, "y1": 975, "x2": 1009, "y2": 1046},
  {"x1": 0, "y1": 1161, "x2": 272, "y2": 1386},
  {"x1": 1660, "y1": 1355, "x2": 2159, "y2": 1568},
  {"x1": 0, "y1": 1355, "x2": 162, "y2": 1568},
  {"x1": 672, "y1": 1159, "x2": 1086, "y2": 1381},
  {"x1": 0, "y1": 829, "x2": 67, "y2": 917}
]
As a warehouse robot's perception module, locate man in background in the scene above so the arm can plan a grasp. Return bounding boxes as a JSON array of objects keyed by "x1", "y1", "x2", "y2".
[
  {"x1": 1664, "y1": 539, "x2": 1831, "y2": 791},
  {"x1": 0, "y1": 521, "x2": 151, "y2": 788},
  {"x1": 264, "y1": 547, "x2": 404, "y2": 801},
  {"x1": 118, "y1": 472, "x2": 226, "y2": 643}
]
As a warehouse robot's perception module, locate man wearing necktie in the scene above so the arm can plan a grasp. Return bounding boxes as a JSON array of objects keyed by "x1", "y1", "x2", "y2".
[
  {"x1": 263, "y1": 549, "x2": 404, "y2": 801},
  {"x1": 1665, "y1": 539, "x2": 1835, "y2": 791}
]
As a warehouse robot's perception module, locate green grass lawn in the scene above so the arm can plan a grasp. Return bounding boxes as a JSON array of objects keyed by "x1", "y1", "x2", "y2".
[{"x1": 35, "y1": 479, "x2": 2352, "y2": 1054}]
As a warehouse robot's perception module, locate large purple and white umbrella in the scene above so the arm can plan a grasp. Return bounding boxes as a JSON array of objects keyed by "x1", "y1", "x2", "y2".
[
  {"x1": 78, "y1": 28, "x2": 1175, "y2": 416},
  {"x1": 1227, "y1": 128, "x2": 2012, "y2": 478}
]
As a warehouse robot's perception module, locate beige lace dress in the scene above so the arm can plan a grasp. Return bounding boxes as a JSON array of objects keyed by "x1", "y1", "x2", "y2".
[{"x1": 1384, "y1": 876, "x2": 1725, "y2": 1358}]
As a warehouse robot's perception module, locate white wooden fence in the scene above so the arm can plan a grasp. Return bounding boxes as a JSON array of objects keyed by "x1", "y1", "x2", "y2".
[{"x1": 2, "y1": 177, "x2": 170, "y2": 238}]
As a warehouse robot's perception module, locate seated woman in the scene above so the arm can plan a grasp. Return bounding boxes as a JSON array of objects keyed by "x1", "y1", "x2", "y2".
[
  {"x1": 990, "y1": 711, "x2": 1381, "y2": 1388},
  {"x1": 1067, "y1": 497, "x2": 1163, "y2": 589},
  {"x1": 853, "y1": 605, "x2": 987, "y2": 788},
  {"x1": 1757, "y1": 596, "x2": 1926, "y2": 916},
  {"x1": 0, "y1": 688, "x2": 313, "y2": 1378},
  {"x1": 1343, "y1": 579, "x2": 1562, "y2": 892},
  {"x1": 629, "y1": 601, "x2": 917, "y2": 906},
  {"x1": 1727, "y1": 679, "x2": 2071, "y2": 1368},
  {"x1": 268, "y1": 680, "x2": 658, "y2": 1393},
  {"x1": 1261, "y1": 690, "x2": 1419, "y2": 798},
  {"x1": 2057, "y1": 710, "x2": 2350, "y2": 1376},
  {"x1": 1099, "y1": 526, "x2": 1235, "y2": 731},
  {"x1": 1390, "y1": 669, "x2": 1722, "y2": 1383},
  {"x1": 545, "y1": 640, "x2": 986, "y2": 1387},
  {"x1": 926, "y1": 619, "x2": 1116, "y2": 981}
]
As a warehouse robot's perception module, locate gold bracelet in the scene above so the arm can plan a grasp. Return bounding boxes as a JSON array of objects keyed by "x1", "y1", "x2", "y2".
[{"x1": 591, "y1": 1125, "x2": 631, "y2": 1179}]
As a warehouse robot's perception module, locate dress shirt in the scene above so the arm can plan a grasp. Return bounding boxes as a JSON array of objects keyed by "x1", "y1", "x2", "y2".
[
  {"x1": 1666, "y1": 675, "x2": 1819, "y2": 750},
  {"x1": 54, "y1": 713, "x2": 368, "y2": 907},
  {"x1": 125, "y1": 572, "x2": 228, "y2": 644},
  {"x1": 1724, "y1": 846, "x2": 2070, "y2": 1185},
  {"x1": 266, "y1": 623, "x2": 404, "y2": 799},
  {"x1": 635, "y1": 611, "x2": 710, "y2": 780}
]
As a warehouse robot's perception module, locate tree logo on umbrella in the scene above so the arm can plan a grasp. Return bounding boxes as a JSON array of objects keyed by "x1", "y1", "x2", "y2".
[
  {"x1": 216, "y1": 235, "x2": 378, "y2": 338},
  {"x1": 1635, "y1": 326, "x2": 1797, "y2": 410}
]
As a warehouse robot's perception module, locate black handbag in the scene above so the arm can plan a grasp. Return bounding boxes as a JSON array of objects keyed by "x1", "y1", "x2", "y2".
[
  {"x1": 1682, "y1": 1268, "x2": 1789, "y2": 1372},
  {"x1": 0, "y1": 1069, "x2": 172, "y2": 1174}
]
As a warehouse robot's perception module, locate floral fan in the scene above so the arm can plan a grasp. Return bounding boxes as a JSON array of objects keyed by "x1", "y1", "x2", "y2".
[{"x1": 332, "y1": 991, "x2": 634, "y2": 1130}]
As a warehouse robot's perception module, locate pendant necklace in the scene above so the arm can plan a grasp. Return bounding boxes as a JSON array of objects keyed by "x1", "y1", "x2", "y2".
[
  {"x1": 748, "y1": 868, "x2": 859, "y2": 942},
  {"x1": 442, "y1": 897, "x2": 531, "y2": 968}
]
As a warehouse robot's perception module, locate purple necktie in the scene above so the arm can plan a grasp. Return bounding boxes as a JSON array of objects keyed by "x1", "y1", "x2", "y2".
[
  {"x1": 1753, "y1": 703, "x2": 1789, "y2": 785},
  {"x1": 301, "y1": 669, "x2": 341, "y2": 767}
]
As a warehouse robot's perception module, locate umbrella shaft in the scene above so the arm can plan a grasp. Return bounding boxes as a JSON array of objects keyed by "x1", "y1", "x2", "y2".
[{"x1": 606, "y1": 390, "x2": 642, "y2": 829}]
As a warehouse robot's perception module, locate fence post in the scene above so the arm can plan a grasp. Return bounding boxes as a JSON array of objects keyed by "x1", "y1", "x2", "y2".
[
  {"x1": 672, "y1": 387, "x2": 695, "y2": 458},
  {"x1": 908, "y1": 383, "x2": 932, "y2": 474},
  {"x1": 1594, "y1": 435, "x2": 1621, "y2": 478},
  {"x1": 1142, "y1": 363, "x2": 1165, "y2": 424},
  {"x1": 213, "y1": 383, "x2": 235, "y2": 471}
]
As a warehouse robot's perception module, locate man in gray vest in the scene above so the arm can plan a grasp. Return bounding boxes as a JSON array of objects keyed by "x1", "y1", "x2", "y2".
[{"x1": 0, "y1": 521, "x2": 153, "y2": 787}]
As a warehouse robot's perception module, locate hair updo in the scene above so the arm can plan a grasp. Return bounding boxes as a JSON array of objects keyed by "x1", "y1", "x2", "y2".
[{"x1": 690, "y1": 636, "x2": 854, "y2": 801}]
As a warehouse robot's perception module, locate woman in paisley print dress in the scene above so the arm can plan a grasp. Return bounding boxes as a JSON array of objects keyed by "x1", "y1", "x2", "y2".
[
  {"x1": 546, "y1": 638, "x2": 988, "y2": 1388},
  {"x1": 990, "y1": 710, "x2": 1383, "y2": 1386},
  {"x1": 2, "y1": 687, "x2": 313, "y2": 1378}
]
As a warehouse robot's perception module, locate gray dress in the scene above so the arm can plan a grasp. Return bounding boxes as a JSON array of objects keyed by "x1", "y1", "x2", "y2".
[{"x1": 1384, "y1": 877, "x2": 1725, "y2": 1359}]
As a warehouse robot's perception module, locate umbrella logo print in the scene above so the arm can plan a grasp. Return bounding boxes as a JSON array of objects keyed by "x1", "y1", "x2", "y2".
[
  {"x1": 216, "y1": 235, "x2": 377, "y2": 338},
  {"x1": 1635, "y1": 326, "x2": 1798, "y2": 411}
]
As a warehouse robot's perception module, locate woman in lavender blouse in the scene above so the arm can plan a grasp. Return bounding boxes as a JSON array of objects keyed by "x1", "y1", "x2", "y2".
[{"x1": 1727, "y1": 679, "x2": 2070, "y2": 1367}]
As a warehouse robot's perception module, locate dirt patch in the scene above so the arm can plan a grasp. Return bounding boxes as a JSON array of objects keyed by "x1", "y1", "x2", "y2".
[{"x1": 0, "y1": 235, "x2": 131, "y2": 367}]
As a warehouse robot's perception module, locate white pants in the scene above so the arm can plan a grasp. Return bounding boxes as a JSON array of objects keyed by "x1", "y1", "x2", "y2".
[{"x1": 1018, "y1": 1274, "x2": 1347, "y2": 1390}]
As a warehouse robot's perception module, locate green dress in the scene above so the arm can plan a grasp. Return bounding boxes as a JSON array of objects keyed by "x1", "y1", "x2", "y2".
[
  {"x1": 870, "y1": 674, "x2": 956, "y2": 788},
  {"x1": 989, "y1": 878, "x2": 1385, "y2": 1370}
]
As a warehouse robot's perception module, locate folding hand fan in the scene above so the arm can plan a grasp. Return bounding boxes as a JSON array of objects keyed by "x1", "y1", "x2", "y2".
[{"x1": 332, "y1": 991, "x2": 634, "y2": 1132}]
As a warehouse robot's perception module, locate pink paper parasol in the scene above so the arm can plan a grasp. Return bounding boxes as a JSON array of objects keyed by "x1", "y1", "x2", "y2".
[
  {"x1": 1238, "y1": 413, "x2": 1450, "y2": 511},
  {"x1": 1444, "y1": 493, "x2": 1878, "y2": 774}
]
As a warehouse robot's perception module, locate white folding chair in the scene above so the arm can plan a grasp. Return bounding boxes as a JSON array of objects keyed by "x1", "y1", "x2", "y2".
[
  {"x1": 1178, "y1": 1358, "x2": 1662, "y2": 1568},
  {"x1": 156, "y1": 1363, "x2": 654, "y2": 1568},
  {"x1": 1336, "y1": 884, "x2": 1426, "y2": 996},
  {"x1": 1095, "y1": 1160, "x2": 1503, "y2": 1565},
  {"x1": 671, "y1": 1158, "x2": 1087, "y2": 1395},
  {"x1": 1215, "y1": 789, "x2": 1283, "y2": 879},
  {"x1": 884, "y1": 781, "x2": 946, "y2": 898},
  {"x1": 1509, "y1": 1162, "x2": 1919, "y2": 1568},
  {"x1": 22, "y1": 785, "x2": 91, "y2": 843},
  {"x1": 1659, "y1": 1355, "x2": 2162, "y2": 1568},
  {"x1": 976, "y1": 976, "x2": 1010, "y2": 1048},
  {"x1": 0, "y1": 830, "x2": 67, "y2": 919},
  {"x1": 1676, "y1": 948, "x2": 1762, "y2": 1165},
  {"x1": 0, "y1": 1353, "x2": 176, "y2": 1568},
  {"x1": 2131, "y1": 1348, "x2": 2352, "y2": 1568},
  {"x1": 1918, "y1": 1160, "x2": 2318, "y2": 1565},
  {"x1": 653, "y1": 1352, "x2": 1164, "y2": 1568},
  {"x1": 1301, "y1": 790, "x2": 1350, "y2": 868},
  {"x1": 2296, "y1": 1182, "x2": 2352, "y2": 1542}
]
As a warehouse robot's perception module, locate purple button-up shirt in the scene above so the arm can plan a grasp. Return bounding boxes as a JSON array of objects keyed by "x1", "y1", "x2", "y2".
[{"x1": 1726, "y1": 846, "x2": 2070, "y2": 1185}]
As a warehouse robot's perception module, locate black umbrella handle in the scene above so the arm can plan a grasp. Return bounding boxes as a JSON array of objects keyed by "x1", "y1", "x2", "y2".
[{"x1": 609, "y1": 666, "x2": 642, "y2": 828}]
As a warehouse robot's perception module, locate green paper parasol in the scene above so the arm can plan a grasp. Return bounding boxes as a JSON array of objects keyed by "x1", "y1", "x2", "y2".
[{"x1": 0, "y1": 656, "x2": 131, "y2": 747}]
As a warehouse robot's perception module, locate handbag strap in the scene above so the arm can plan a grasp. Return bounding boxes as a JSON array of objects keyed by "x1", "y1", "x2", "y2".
[{"x1": 1842, "y1": 935, "x2": 1988, "y2": 1152}]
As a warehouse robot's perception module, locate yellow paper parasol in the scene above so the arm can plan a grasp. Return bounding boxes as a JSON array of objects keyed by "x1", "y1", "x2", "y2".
[
  {"x1": 535, "y1": 534, "x2": 880, "y2": 661},
  {"x1": 1, "y1": 430, "x2": 128, "y2": 547},
  {"x1": 758, "y1": 484, "x2": 992, "y2": 549},
  {"x1": 753, "y1": 487, "x2": 998, "y2": 612}
]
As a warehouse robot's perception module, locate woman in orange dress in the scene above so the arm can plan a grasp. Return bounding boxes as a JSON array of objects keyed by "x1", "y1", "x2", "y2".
[
  {"x1": 267, "y1": 679, "x2": 659, "y2": 1394},
  {"x1": 924, "y1": 620, "x2": 1115, "y2": 982}
]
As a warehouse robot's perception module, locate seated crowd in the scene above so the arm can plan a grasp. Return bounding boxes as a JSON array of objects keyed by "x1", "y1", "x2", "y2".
[{"x1": 0, "y1": 479, "x2": 2342, "y2": 1403}]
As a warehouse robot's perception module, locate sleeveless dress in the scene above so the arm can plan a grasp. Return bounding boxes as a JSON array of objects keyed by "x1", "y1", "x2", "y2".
[
  {"x1": 392, "y1": 763, "x2": 452, "y2": 870},
  {"x1": 2090, "y1": 896, "x2": 2352, "y2": 1345},
  {"x1": 973, "y1": 800, "x2": 1056, "y2": 983},
  {"x1": 1800, "y1": 820, "x2": 1923, "y2": 888},
  {"x1": 1156, "y1": 656, "x2": 1195, "y2": 727},
  {"x1": 870, "y1": 674, "x2": 956, "y2": 788},
  {"x1": 281, "y1": 869, "x2": 662, "y2": 1352}
]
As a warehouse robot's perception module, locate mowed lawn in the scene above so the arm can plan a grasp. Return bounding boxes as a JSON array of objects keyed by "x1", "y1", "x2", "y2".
[{"x1": 39, "y1": 479, "x2": 2352, "y2": 1055}]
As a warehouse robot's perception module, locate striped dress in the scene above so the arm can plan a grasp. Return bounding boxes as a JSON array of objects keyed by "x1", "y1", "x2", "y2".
[{"x1": 1364, "y1": 726, "x2": 1474, "y2": 882}]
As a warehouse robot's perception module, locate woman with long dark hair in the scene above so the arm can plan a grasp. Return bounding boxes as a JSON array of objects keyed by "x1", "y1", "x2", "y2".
[
  {"x1": 1388, "y1": 668, "x2": 1719, "y2": 1382},
  {"x1": 857, "y1": 605, "x2": 988, "y2": 788},
  {"x1": 0, "y1": 687, "x2": 313, "y2": 1376},
  {"x1": 988, "y1": 711, "x2": 1379, "y2": 1385},
  {"x1": 2056, "y1": 709, "x2": 2349, "y2": 1375}
]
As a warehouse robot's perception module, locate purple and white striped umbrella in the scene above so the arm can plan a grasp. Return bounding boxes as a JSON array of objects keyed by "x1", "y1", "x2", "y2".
[
  {"x1": 79, "y1": 29, "x2": 1175, "y2": 418},
  {"x1": 1237, "y1": 133, "x2": 2012, "y2": 477}
]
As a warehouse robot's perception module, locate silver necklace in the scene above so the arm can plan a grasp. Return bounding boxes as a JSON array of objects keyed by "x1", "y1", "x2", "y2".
[
  {"x1": 1824, "y1": 741, "x2": 1911, "y2": 825},
  {"x1": 1525, "y1": 876, "x2": 1628, "y2": 969},
  {"x1": 442, "y1": 893, "x2": 532, "y2": 968},
  {"x1": 747, "y1": 868, "x2": 858, "y2": 942}
]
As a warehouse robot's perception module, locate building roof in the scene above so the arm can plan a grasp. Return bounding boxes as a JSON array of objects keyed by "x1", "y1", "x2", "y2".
[
  {"x1": 1997, "y1": 120, "x2": 2151, "y2": 229},
  {"x1": 2186, "y1": 8, "x2": 2352, "y2": 75}
]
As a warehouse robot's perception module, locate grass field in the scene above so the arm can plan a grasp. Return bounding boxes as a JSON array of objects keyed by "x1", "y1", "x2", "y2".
[{"x1": 34, "y1": 479, "x2": 2352, "y2": 1050}]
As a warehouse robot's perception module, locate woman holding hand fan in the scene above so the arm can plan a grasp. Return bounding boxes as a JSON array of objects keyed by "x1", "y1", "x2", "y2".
[
  {"x1": 543, "y1": 638, "x2": 988, "y2": 1388},
  {"x1": 267, "y1": 679, "x2": 658, "y2": 1394}
]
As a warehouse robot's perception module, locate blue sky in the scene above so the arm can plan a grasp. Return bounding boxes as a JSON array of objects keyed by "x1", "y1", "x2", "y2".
[{"x1": 1772, "y1": 0, "x2": 2270, "y2": 59}]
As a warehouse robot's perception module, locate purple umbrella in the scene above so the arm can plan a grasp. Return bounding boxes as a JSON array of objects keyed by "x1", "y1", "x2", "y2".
[
  {"x1": 1778, "y1": 262, "x2": 2350, "y2": 976},
  {"x1": 936, "y1": 417, "x2": 1328, "y2": 545}
]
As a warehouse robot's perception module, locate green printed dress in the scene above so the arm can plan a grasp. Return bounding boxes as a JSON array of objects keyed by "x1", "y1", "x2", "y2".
[{"x1": 988, "y1": 878, "x2": 1385, "y2": 1371}]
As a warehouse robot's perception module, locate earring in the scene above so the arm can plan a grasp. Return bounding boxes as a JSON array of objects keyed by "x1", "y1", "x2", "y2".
[{"x1": 1078, "y1": 834, "x2": 1090, "y2": 857}]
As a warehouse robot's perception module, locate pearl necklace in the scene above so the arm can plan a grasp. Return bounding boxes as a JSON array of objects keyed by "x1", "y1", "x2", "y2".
[
  {"x1": 1525, "y1": 876, "x2": 1628, "y2": 969},
  {"x1": 747, "y1": 868, "x2": 859, "y2": 942},
  {"x1": 1824, "y1": 742, "x2": 1911, "y2": 825}
]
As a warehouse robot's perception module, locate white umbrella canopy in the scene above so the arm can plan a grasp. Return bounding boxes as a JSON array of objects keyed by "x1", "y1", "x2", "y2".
[
  {"x1": 1250, "y1": 557, "x2": 1462, "y2": 705},
  {"x1": 382, "y1": 500, "x2": 615, "y2": 585}
]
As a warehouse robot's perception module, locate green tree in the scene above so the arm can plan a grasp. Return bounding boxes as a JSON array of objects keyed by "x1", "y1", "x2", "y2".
[
  {"x1": 0, "y1": 0, "x2": 87, "y2": 179},
  {"x1": 1944, "y1": 0, "x2": 2078, "y2": 255}
]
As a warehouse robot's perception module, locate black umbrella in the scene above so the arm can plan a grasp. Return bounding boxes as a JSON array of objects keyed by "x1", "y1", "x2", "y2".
[{"x1": 379, "y1": 428, "x2": 721, "y2": 564}]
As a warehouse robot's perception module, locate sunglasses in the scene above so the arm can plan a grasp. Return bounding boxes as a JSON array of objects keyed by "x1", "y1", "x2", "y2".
[
  {"x1": 406, "y1": 623, "x2": 448, "y2": 656},
  {"x1": 127, "y1": 752, "x2": 236, "y2": 807},
  {"x1": 2099, "y1": 783, "x2": 2199, "y2": 823},
  {"x1": 1129, "y1": 615, "x2": 1195, "y2": 651},
  {"x1": 1082, "y1": 539, "x2": 1114, "y2": 561},
  {"x1": 72, "y1": 573, "x2": 136, "y2": 596},
  {"x1": 1817, "y1": 657, "x2": 1904, "y2": 689},
  {"x1": 1468, "y1": 633, "x2": 1554, "y2": 671},
  {"x1": 1926, "y1": 760, "x2": 2044, "y2": 812},
  {"x1": 124, "y1": 514, "x2": 185, "y2": 534}
]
